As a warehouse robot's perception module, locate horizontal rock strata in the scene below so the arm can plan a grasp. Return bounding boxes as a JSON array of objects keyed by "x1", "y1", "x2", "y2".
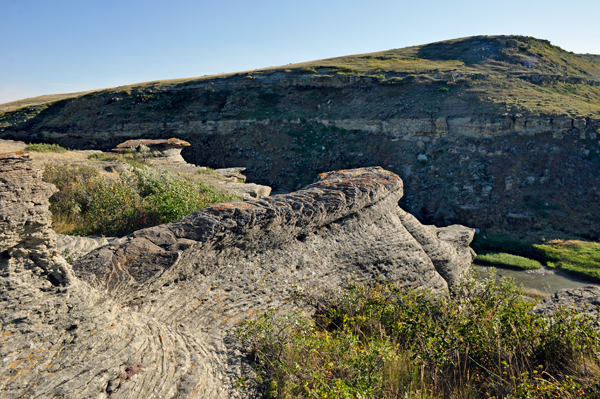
[{"x1": 1, "y1": 157, "x2": 475, "y2": 398}]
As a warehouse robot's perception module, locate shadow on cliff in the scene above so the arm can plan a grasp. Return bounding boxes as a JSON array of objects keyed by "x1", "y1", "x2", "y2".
[{"x1": 416, "y1": 36, "x2": 507, "y2": 65}]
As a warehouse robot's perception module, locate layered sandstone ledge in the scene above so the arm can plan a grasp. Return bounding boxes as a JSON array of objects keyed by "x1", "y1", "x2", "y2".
[{"x1": 1, "y1": 155, "x2": 475, "y2": 398}]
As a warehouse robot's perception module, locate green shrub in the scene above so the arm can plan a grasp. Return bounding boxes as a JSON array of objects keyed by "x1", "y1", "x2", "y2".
[
  {"x1": 43, "y1": 164, "x2": 100, "y2": 233},
  {"x1": 437, "y1": 86, "x2": 451, "y2": 92},
  {"x1": 333, "y1": 66, "x2": 357, "y2": 75},
  {"x1": 44, "y1": 165, "x2": 241, "y2": 236},
  {"x1": 237, "y1": 271, "x2": 600, "y2": 398},
  {"x1": 87, "y1": 152, "x2": 108, "y2": 160},
  {"x1": 25, "y1": 143, "x2": 67, "y2": 153},
  {"x1": 475, "y1": 252, "x2": 542, "y2": 270}
]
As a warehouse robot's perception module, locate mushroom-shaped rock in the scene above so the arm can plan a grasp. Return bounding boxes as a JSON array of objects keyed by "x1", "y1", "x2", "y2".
[{"x1": 112, "y1": 137, "x2": 191, "y2": 163}]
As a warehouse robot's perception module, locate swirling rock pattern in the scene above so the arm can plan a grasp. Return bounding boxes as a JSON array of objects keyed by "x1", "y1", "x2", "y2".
[{"x1": 1, "y1": 156, "x2": 474, "y2": 398}]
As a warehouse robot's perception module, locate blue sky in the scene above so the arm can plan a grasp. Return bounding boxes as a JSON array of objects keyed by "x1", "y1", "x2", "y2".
[{"x1": 2, "y1": 0, "x2": 599, "y2": 104}]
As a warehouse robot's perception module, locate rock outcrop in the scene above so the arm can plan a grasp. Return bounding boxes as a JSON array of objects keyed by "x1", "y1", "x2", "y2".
[
  {"x1": 532, "y1": 286, "x2": 600, "y2": 316},
  {"x1": 1, "y1": 155, "x2": 474, "y2": 398},
  {"x1": 0, "y1": 152, "x2": 194, "y2": 399},
  {"x1": 112, "y1": 138, "x2": 191, "y2": 163}
]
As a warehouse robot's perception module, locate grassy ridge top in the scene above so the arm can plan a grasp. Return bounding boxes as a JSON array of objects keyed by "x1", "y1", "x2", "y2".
[
  {"x1": 281, "y1": 35, "x2": 600, "y2": 78},
  {"x1": 1, "y1": 35, "x2": 599, "y2": 121}
]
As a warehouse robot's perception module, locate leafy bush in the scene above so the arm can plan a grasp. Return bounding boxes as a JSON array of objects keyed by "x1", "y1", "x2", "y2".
[
  {"x1": 437, "y1": 86, "x2": 451, "y2": 92},
  {"x1": 237, "y1": 271, "x2": 600, "y2": 398},
  {"x1": 44, "y1": 165, "x2": 241, "y2": 236},
  {"x1": 475, "y1": 252, "x2": 542, "y2": 270},
  {"x1": 25, "y1": 143, "x2": 67, "y2": 153}
]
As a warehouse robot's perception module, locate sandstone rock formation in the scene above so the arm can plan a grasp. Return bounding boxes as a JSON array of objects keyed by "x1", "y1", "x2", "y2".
[
  {"x1": 0, "y1": 152, "x2": 193, "y2": 399},
  {"x1": 214, "y1": 167, "x2": 247, "y2": 182},
  {"x1": 1, "y1": 154, "x2": 475, "y2": 398},
  {"x1": 112, "y1": 138, "x2": 191, "y2": 163},
  {"x1": 55, "y1": 234, "x2": 116, "y2": 262},
  {"x1": 216, "y1": 181, "x2": 271, "y2": 200}
]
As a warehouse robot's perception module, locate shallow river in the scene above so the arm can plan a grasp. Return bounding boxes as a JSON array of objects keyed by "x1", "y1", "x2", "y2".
[{"x1": 473, "y1": 264, "x2": 600, "y2": 294}]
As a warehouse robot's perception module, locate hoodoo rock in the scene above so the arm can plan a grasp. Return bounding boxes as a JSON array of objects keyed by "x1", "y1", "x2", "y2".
[
  {"x1": 1, "y1": 156, "x2": 475, "y2": 398},
  {"x1": 112, "y1": 137, "x2": 191, "y2": 163}
]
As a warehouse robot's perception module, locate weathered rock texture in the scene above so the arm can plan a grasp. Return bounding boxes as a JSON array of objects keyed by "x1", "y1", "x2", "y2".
[
  {"x1": 1, "y1": 156, "x2": 474, "y2": 398},
  {"x1": 0, "y1": 152, "x2": 193, "y2": 399},
  {"x1": 55, "y1": 234, "x2": 116, "y2": 262},
  {"x1": 113, "y1": 138, "x2": 191, "y2": 163}
]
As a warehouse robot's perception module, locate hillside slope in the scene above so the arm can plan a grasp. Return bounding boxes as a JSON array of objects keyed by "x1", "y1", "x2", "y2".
[{"x1": 2, "y1": 35, "x2": 600, "y2": 240}]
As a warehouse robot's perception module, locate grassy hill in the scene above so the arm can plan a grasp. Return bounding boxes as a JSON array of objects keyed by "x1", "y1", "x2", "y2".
[
  {"x1": 2, "y1": 35, "x2": 600, "y2": 242},
  {"x1": 2, "y1": 35, "x2": 599, "y2": 125}
]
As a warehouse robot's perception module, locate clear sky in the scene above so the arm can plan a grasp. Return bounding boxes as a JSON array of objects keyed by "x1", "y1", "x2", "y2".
[{"x1": 2, "y1": 0, "x2": 599, "y2": 104}]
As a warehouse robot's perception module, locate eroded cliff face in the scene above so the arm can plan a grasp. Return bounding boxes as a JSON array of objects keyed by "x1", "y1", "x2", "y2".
[
  {"x1": 3, "y1": 73, "x2": 599, "y2": 239},
  {"x1": 0, "y1": 154, "x2": 473, "y2": 398}
]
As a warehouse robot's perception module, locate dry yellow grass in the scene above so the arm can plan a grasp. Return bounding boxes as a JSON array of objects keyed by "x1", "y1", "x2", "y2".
[
  {"x1": 520, "y1": 287, "x2": 550, "y2": 299},
  {"x1": 0, "y1": 139, "x2": 115, "y2": 179}
]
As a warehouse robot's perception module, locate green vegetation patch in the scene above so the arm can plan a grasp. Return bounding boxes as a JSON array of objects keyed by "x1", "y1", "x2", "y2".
[
  {"x1": 476, "y1": 252, "x2": 542, "y2": 270},
  {"x1": 535, "y1": 240, "x2": 600, "y2": 282},
  {"x1": 25, "y1": 143, "x2": 68, "y2": 153},
  {"x1": 237, "y1": 271, "x2": 600, "y2": 398},
  {"x1": 87, "y1": 147, "x2": 161, "y2": 168},
  {"x1": 332, "y1": 66, "x2": 359, "y2": 75},
  {"x1": 473, "y1": 233, "x2": 600, "y2": 282},
  {"x1": 44, "y1": 165, "x2": 240, "y2": 237},
  {"x1": 471, "y1": 232, "x2": 548, "y2": 262}
]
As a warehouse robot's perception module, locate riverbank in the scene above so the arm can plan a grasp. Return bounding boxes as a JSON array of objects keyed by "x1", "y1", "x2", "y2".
[
  {"x1": 472, "y1": 264, "x2": 600, "y2": 296},
  {"x1": 473, "y1": 232, "x2": 600, "y2": 283}
]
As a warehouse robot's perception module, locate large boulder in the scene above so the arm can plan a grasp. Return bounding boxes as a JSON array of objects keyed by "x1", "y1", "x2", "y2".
[{"x1": 1, "y1": 159, "x2": 475, "y2": 398}]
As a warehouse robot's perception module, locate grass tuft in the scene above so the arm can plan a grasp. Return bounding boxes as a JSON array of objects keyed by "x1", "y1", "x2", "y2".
[
  {"x1": 475, "y1": 252, "x2": 542, "y2": 270},
  {"x1": 25, "y1": 143, "x2": 67, "y2": 153}
]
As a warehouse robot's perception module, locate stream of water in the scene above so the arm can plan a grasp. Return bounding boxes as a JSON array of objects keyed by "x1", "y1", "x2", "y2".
[{"x1": 473, "y1": 264, "x2": 600, "y2": 294}]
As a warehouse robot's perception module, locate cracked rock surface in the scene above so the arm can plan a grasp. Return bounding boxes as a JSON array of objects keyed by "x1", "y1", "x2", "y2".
[{"x1": 1, "y1": 157, "x2": 475, "y2": 398}]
